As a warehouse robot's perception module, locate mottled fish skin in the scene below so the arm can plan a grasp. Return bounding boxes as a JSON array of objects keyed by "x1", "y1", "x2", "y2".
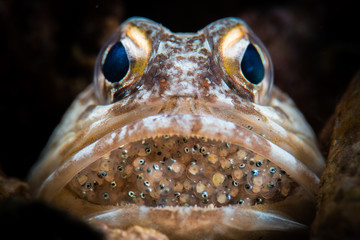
[{"x1": 29, "y1": 17, "x2": 325, "y2": 239}]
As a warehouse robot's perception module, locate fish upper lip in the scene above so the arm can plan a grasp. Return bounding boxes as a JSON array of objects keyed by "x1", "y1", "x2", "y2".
[{"x1": 36, "y1": 113, "x2": 319, "y2": 202}]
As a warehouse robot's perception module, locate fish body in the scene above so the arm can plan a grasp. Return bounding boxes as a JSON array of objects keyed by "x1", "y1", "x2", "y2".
[{"x1": 29, "y1": 17, "x2": 325, "y2": 239}]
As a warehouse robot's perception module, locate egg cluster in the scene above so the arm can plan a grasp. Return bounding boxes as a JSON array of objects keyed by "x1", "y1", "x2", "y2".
[{"x1": 68, "y1": 135, "x2": 294, "y2": 207}]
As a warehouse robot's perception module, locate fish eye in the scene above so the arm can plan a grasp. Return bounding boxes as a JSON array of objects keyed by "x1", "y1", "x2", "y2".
[
  {"x1": 240, "y1": 43, "x2": 265, "y2": 85},
  {"x1": 94, "y1": 21, "x2": 153, "y2": 104},
  {"x1": 101, "y1": 41, "x2": 130, "y2": 83},
  {"x1": 216, "y1": 19, "x2": 273, "y2": 104}
]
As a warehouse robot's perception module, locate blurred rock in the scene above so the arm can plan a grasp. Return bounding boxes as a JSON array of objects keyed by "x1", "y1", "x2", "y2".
[
  {"x1": 0, "y1": 171, "x2": 104, "y2": 239},
  {"x1": 311, "y1": 71, "x2": 360, "y2": 240},
  {"x1": 0, "y1": 171, "x2": 31, "y2": 200},
  {"x1": 0, "y1": 198, "x2": 104, "y2": 240}
]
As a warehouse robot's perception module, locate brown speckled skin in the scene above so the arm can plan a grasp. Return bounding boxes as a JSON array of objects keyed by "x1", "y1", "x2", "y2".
[
  {"x1": 94, "y1": 18, "x2": 272, "y2": 106},
  {"x1": 29, "y1": 18, "x2": 325, "y2": 239}
]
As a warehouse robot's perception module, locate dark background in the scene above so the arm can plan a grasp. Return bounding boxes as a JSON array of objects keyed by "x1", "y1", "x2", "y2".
[{"x1": 0, "y1": 0, "x2": 359, "y2": 179}]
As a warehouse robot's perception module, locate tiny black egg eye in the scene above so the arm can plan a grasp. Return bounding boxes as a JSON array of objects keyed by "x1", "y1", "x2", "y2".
[
  {"x1": 102, "y1": 41, "x2": 130, "y2": 83},
  {"x1": 240, "y1": 43, "x2": 265, "y2": 85}
]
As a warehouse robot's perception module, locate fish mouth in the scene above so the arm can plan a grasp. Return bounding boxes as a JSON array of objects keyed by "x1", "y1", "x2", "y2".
[
  {"x1": 37, "y1": 114, "x2": 319, "y2": 233},
  {"x1": 68, "y1": 134, "x2": 295, "y2": 207}
]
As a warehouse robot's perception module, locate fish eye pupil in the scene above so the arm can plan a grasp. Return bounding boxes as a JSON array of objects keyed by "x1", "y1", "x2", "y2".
[
  {"x1": 102, "y1": 41, "x2": 130, "y2": 83},
  {"x1": 240, "y1": 43, "x2": 265, "y2": 85}
]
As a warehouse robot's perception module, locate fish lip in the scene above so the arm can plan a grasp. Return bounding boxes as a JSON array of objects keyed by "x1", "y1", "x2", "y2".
[
  {"x1": 87, "y1": 205, "x2": 308, "y2": 235},
  {"x1": 37, "y1": 114, "x2": 319, "y2": 203}
]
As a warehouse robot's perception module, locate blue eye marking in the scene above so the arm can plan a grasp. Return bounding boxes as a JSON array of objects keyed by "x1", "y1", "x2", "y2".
[
  {"x1": 240, "y1": 43, "x2": 265, "y2": 85},
  {"x1": 102, "y1": 41, "x2": 130, "y2": 83}
]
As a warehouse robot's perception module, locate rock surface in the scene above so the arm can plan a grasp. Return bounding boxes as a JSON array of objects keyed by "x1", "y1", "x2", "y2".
[{"x1": 311, "y1": 71, "x2": 360, "y2": 240}]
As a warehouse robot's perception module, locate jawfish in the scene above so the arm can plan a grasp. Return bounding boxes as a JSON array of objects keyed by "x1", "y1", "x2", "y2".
[{"x1": 29, "y1": 17, "x2": 325, "y2": 239}]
